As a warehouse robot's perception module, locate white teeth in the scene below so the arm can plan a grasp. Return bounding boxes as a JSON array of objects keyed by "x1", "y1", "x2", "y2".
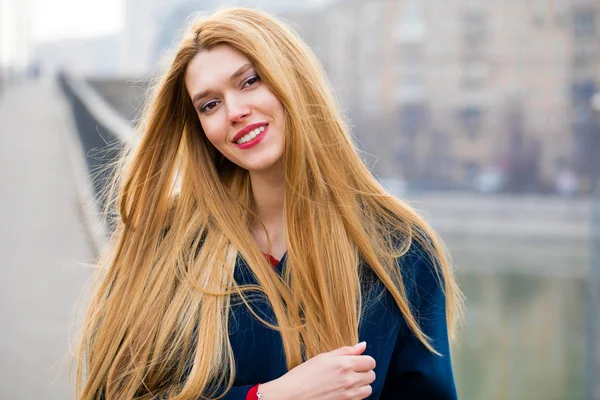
[{"x1": 237, "y1": 126, "x2": 266, "y2": 144}]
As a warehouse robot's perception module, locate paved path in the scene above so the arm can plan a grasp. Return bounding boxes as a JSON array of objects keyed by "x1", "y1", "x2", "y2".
[{"x1": 0, "y1": 78, "x2": 95, "y2": 400}]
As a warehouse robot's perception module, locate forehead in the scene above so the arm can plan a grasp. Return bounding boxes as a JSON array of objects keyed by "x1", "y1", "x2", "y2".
[{"x1": 185, "y1": 44, "x2": 252, "y2": 92}]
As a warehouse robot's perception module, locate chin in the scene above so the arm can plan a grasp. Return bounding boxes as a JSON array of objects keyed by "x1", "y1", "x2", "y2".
[
  {"x1": 245, "y1": 159, "x2": 283, "y2": 174},
  {"x1": 238, "y1": 152, "x2": 283, "y2": 172}
]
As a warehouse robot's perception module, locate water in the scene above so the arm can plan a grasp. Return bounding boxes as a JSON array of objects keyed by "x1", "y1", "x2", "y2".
[
  {"x1": 404, "y1": 194, "x2": 595, "y2": 398},
  {"x1": 453, "y1": 270, "x2": 594, "y2": 400}
]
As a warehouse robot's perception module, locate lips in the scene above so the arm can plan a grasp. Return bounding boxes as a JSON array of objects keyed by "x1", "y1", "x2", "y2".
[
  {"x1": 232, "y1": 122, "x2": 269, "y2": 143},
  {"x1": 234, "y1": 125, "x2": 268, "y2": 149}
]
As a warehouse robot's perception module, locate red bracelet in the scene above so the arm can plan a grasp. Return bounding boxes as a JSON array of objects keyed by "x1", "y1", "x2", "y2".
[{"x1": 247, "y1": 384, "x2": 261, "y2": 400}]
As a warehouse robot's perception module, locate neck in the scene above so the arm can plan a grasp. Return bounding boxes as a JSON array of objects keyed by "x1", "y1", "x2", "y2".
[{"x1": 248, "y1": 161, "x2": 286, "y2": 257}]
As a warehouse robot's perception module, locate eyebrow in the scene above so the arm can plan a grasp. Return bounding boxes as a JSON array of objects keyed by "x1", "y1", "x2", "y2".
[{"x1": 191, "y1": 63, "x2": 254, "y2": 106}]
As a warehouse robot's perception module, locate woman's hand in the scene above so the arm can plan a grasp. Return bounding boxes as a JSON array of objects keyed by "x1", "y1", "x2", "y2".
[{"x1": 258, "y1": 342, "x2": 376, "y2": 400}]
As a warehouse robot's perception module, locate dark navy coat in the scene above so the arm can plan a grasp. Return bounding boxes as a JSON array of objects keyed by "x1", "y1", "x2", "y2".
[{"x1": 222, "y1": 243, "x2": 458, "y2": 400}]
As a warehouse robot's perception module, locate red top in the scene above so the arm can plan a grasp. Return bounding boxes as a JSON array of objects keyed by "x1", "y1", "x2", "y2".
[
  {"x1": 264, "y1": 253, "x2": 280, "y2": 268},
  {"x1": 245, "y1": 253, "x2": 279, "y2": 399}
]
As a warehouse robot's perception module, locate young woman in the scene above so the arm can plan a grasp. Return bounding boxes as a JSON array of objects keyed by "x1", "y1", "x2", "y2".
[{"x1": 74, "y1": 7, "x2": 463, "y2": 400}]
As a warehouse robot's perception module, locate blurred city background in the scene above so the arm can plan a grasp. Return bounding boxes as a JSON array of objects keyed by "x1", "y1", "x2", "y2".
[{"x1": 1, "y1": 0, "x2": 599, "y2": 399}]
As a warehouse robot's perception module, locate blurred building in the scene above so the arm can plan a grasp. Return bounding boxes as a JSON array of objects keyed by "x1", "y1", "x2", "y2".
[
  {"x1": 118, "y1": 0, "x2": 207, "y2": 77},
  {"x1": 34, "y1": 35, "x2": 119, "y2": 77},
  {"x1": 111, "y1": 0, "x2": 600, "y2": 193},
  {"x1": 571, "y1": 0, "x2": 600, "y2": 192},
  {"x1": 1, "y1": 0, "x2": 34, "y2": 72},
  {"x1": 118, "y1": 0, "x2": 330, "y2": 77},
  {"x1": 284, "y1": 0, "x2": 600, "y2": 192}
]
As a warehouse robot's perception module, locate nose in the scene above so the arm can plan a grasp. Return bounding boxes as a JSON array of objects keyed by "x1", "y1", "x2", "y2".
[{"x1": 226, "y1": 95, "x2": 251, "y2": 125}]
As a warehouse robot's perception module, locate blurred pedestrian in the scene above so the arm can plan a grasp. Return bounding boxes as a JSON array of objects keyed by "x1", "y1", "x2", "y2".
[{"x1": 73, "y1": 7, "x2": 463, "y2": 400}]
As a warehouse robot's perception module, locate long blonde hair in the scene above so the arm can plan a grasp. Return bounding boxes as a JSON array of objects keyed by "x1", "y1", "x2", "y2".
[{"x1": 74, "y1": 7, "x2": 463, "y2": 400}]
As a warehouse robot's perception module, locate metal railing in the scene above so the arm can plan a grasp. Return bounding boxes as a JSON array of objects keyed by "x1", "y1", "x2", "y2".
[{"x1": 57, "y1": 72, "x2": 135, "y2": 246}]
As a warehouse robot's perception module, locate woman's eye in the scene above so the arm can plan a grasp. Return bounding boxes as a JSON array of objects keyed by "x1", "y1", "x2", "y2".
[
  {"x1": 200, "y1": 101, "x2": 218, "y2": 113},
  {"x1": 198, "y1": 76, "x2": 259, "y2": 113},
  {"x1": 242, "y1": 75, "x2": 259, "y2": 88}
]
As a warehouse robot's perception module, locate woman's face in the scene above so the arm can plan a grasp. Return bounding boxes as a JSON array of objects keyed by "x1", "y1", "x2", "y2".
[{"x1": 185, "y1": 44, "x2": 286, "y2": 174}]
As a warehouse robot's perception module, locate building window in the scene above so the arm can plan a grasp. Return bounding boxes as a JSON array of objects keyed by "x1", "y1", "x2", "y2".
[
  {"x1": 359, "y1": 1, "x2": 381, "y2": 114},
  {"x1": 573, "y1": 10, "x2": 596, "y2": 37},
  {"x1": 532, "y1": 14, "x2": 545, "y2": 29},
  {"x1": 462, "y1": 60, "x2": 490, "y2": 90},
  {"x1": 462, "y1": 10, "x2": 487, "y2": 48},
  {"x1": 362, "y1": 78, "x2": 380, "y2": 115},
  {"x1": 400, "y1": 103, "x2": 427, "y2": 140},
  {"x1": 397, "y1": 43, "x2": 425, "y2": 102},
  {"x1": 458, "y1": 106, "x2": 483, "y2": 139},
  {"x1": 461, "y1": 9, "x2": 488, "y2": 90}
]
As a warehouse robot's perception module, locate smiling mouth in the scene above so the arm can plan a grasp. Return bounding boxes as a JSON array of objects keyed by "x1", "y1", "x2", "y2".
[
  {"x1": 235, "y1": 125, "x2": 267, "y2": 144},
  {"x1": 234, "y1": 124, "x2": 269, "y2": 149}
]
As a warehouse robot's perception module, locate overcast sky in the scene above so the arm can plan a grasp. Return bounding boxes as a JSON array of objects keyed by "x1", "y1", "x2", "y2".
[
  {"x1": 0, "y1": 0, "x2": 334, "y2": 66},
  {"x1": 0, "y1": 0, "x2": 124, "y2": 65},
  {"x1": 31, "y1": 0, "x2": 124, "y2": 43}
]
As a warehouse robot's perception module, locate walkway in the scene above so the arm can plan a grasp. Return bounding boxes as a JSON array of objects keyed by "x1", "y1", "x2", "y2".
[{"x1": 0, "y1": 78, "x2": 96, "y2": 400}]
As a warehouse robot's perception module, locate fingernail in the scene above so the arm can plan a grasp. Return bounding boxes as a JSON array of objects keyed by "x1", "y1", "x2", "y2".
[{"x1": 354, "y1": 341, "x2": 366, "y2": 348}]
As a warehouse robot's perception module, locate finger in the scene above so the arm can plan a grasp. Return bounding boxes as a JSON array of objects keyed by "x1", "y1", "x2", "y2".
[
  {"x1": 341, "y1": 355, "x2": 376, "y2": 372},
  {"x1": 330, "y1": 342, "x2": 366, "y2": 356},
  {"x1": 356, "y1": 384, "x2": 373, "y2": 399},
  {"x1": 353, "y1": 370, "x2": 376, "y2": 386}
]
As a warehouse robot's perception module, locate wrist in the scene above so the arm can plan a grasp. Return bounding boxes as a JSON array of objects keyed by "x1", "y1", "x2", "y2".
[{"x1": 257, "y1": 377, "x2": 290, "y2": 400}]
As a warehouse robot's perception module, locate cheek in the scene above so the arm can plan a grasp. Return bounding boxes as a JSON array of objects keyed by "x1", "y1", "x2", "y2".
[
  {"x1": 256, "y1": 87, "x2": 284, "y2": 116},
  {"x1": 200, "y1": 118, "x2": 227, "y2": 145},
  {"x1": 204, "y1": 129, "x2": 220, "y2": 145},
  {"x1": 266, "y1": 95, "x2": 285, "y2": 121}
]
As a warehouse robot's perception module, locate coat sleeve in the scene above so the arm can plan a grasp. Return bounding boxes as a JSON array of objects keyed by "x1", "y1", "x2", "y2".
[
  {"x1": 379, "y1": 246, "x2": 458, "y2": 400},
  {"x1": 150, "y1": 385, "x2": 255, "y2": 400},
  {"x1": 215, "y1": 384, "x2": 255, "y2": 400}
]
